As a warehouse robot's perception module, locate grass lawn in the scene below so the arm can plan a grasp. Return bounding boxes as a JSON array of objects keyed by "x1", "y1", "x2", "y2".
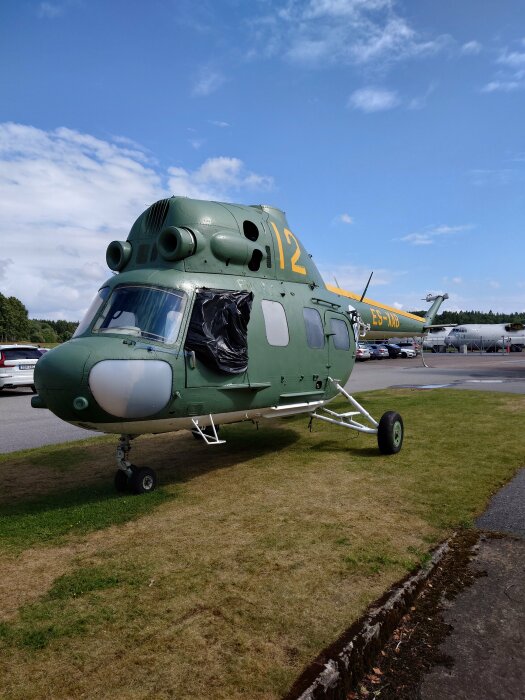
[{"x1": 0, "y1": 389, "x2": 523, "y2": 699}]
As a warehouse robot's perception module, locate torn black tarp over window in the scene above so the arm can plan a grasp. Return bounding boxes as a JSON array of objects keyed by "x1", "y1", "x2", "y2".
[{"x1": 185, "y1": 289, "x2": 253, "y2": 374}]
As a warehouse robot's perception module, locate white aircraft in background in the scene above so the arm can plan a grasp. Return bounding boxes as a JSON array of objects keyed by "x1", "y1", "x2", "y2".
[
  {"x1": 444, "y1": 323, "x2": 525, "y2": 352},
  {"x1": 422, "y1": 327, "x2": 452, "y2": 352}
]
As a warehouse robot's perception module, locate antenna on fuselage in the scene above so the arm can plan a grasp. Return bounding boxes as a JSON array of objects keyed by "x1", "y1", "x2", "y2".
[{"x1": 360, "y1": 272, "x2": 374, "y2": 302}]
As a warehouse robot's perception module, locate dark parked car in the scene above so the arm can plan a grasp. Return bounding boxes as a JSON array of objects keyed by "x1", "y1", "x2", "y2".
[
  {"x1": 367, "y1": 343, "x2": 389, "y2": 359},
  {"x1": 383, "y1": 343, "x2": 402, "y2": 358}
]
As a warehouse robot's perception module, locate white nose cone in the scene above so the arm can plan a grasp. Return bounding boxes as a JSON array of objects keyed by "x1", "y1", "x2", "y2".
[{"x1": 89, "y1": 360, "x2": 172, "y2": 418}]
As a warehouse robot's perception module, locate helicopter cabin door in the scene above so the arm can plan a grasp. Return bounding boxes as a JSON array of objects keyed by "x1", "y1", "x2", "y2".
[
  {"x1": 184, "y1": 289, "x2": 252, "y2": 388},
  {"x1": 324, "y1": 311, "x2": 354, "y2": 382}
]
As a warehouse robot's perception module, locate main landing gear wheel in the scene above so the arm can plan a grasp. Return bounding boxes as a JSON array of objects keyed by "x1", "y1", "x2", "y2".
[{"x1": 377, "y1": 411, "x2": 404, "y2": 454}]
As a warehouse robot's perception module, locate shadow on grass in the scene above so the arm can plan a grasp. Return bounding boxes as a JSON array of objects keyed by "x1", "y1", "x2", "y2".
[
  {"x1": 0, "y1": 483, "x2": 173, "y2": 552},
  {"x1": 143, "y1": 424, "x2": 301, "y2": 486},
  {"x1": 0, "y1": 426, "x2": 300, "y2": 552}
]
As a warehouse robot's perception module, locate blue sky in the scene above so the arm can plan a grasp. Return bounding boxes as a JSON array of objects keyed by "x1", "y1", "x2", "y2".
[{"x1": 1, "y1": 0, "x2": 524, "y2": 320}]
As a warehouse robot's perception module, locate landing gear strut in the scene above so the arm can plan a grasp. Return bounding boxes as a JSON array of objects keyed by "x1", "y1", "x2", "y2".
[
  {"x1": 311, "y1": 378, "x2": 404, "y2": 454},
  {"x1": 115, "y1": 434, "x2": 158, "y2": 494}
]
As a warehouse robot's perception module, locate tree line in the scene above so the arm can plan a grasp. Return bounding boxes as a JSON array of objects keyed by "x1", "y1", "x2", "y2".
[
  {"x1": 0, "y1": 293, "x2": 78, "y2": 344},
  {"x1": 410, "y1": 309, "x2": 525, "y2": 325}
]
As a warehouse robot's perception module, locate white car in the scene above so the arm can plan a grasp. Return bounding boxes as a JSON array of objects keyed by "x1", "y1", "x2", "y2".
[
  {"x1": 0, "y1": 345, "x2": 42, "y2": 392},
  {"x1": 398, "y1": 346, "x2": 417, "y2": 358},
  {"x1": 356, "y1": 343, "x2": 371, "y2": 361}
]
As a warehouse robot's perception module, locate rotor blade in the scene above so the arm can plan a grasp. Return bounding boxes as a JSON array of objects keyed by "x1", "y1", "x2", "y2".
[{"x1": 359, "y1": 272, "x2": 374, "y2": 302}]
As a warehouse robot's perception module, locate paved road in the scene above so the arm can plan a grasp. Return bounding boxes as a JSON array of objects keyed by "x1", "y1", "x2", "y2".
[
  {"x1": 0, "y1": 388, "x2": 100, "y2": 453},
  {"x1": 420, "y1": 469, "x2": 525, "y2": 700},
  {"x1": 347, "y1": 352, "x2": 525, "y2": 394},
  {"x1": 2, "y1": 353, "x2": 524, "y2": 454}
]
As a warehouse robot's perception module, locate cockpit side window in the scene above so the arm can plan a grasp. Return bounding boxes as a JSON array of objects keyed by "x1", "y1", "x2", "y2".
[{"x1": 73, "y1": 287, "x2": 110, "y2": 338}]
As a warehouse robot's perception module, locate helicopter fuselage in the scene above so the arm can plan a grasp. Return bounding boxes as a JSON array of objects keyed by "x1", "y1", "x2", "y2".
[{"x1": 34, "y1": 197, "x2": 445, "y2": 437}]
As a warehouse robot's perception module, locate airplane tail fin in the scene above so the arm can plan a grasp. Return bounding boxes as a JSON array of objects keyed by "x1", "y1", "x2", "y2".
[{"x1": 423, "y1": 293, "x2": 449, "y2": 326}]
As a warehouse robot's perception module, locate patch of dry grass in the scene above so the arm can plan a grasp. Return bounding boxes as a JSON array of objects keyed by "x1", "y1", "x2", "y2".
[{"x1": 0, "y1": 389, "x2": 523, "y2": 699}]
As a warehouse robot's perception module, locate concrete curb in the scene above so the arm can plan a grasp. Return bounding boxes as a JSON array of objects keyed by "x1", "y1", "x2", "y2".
[{"x1": 285, "y1": 538, "x2": 452, "y2": 700}]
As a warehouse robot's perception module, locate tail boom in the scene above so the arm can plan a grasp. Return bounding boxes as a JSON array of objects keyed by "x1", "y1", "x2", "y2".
[{"x1": 325, "y1": 285, "x2": 449, "y2": 339}]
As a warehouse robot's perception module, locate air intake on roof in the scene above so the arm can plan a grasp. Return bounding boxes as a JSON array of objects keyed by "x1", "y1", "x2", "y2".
[{"x1": 145, "y1": 199, "x2": 170, "y2": 233}]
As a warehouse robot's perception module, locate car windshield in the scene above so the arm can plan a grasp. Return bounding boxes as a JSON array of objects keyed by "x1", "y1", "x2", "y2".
[{"x1": 92, "y1": 285, "x2": 187, "y2": 344}]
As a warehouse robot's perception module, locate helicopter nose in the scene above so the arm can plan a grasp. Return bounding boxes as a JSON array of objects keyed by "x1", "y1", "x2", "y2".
[
  {"x1": 34, "y1": 343, "x2": 173, "y2": 421},
  {"x1": 88, "y1": 360, "x2": 172, "y2": 418},
  {"x1": 33, "y1": 340, "x2": 93, "y2": 419},
  {"x1": 34, "y1": 341, "x2": 90, "y2": 392}
]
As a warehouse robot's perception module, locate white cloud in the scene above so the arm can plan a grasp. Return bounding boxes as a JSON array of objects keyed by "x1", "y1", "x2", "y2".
[
  {"x1": 189, "y1": 138, "x2": 205, "y2": 150},
  {"x1": 0, "y1": 258, "x2": 13, "y2": 281},
  {"x1": 407, "y1": 83, "x2": 436, "y2": 110},
  {"x1": 38, "y1": 2, "x2": 64, "y2": 18},
  {"x1": 167, "y1": 157, "x2": 273, "y2": 201},
  {"x1": 0, "y1": 123, "x2": 273, "y2": 320},
  {"x1": 209, "y1": 120, "x2": 231, "y2": 128},
  {"x1": 191, "y1": 68, "x2": 226, "y2": 97},
  {"x1": 469, "y1": 168, "x2": 515, "y2": 186},
  {"x1": 481, "y1": 80, "x2": 521, "y2": 93},
  {"x1": 251, "y1": 0, "x2": 450, "y2": 69},
  {"x1": 497, "y1": 49, "x2": 525, "y2": 72},
  {"x1": 348, "y1": 87, "x2": 400, "y2": 112},
  {"x1": 443, "y1": 276, "x2": 463, "y2": 285},
  {"x1": 318, "y1": 263, "x2": 400, "y2": 291},
  {"x1": 38, "y1": 0, "x2": 77, "y2": 19},
  {"x1": 350, "y1": 18, "x2": 416, "y2": 64},
  {"x1": 482, "y1": 41, "x2": 525, "y2": 93},
  {"x1": 401, "y1": 224, "x2": 472, "y2": 246},
  {"x1": 303, "y1": 1, "x2": 393, "y2": 20},
  {"x1": 461, "y1": 40, "x2": 482, "y2": 55},
  {"x1": 337, "y1": 213, "x2": 354, "y2": 224}
]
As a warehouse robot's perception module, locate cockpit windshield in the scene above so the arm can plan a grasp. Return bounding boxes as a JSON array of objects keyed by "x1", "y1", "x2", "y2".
[{"x1": 92, "y1": 285, "x2": 187, "y2": 344}]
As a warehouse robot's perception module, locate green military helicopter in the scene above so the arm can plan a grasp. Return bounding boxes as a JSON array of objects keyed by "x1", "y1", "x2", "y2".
[{"x1": 33, "y1": 197, "x2": 448, "y2": 494}]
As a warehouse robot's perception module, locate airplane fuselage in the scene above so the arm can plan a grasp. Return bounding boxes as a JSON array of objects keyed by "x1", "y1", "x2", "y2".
[{"x1": 445, "y1": 324, "x2": 525, "y2": 351}]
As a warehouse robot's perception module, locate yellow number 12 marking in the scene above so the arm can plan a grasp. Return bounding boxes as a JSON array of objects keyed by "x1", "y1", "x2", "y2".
[{"x1": 270, "y1": 222, "x2": 306, "y2": 275}]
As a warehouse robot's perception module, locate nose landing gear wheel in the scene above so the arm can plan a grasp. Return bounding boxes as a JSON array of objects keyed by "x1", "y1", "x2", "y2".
[
  {"x1": 377, "y1": 411, "x2": 404, "y2": 454},
  {"x1": 129, "y1": 466, "x2": 157, "y2": 495}
]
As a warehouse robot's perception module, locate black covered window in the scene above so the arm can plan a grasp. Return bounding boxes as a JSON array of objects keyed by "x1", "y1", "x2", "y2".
[{"x1": 185, "y1": 289, "x2": 253, "y2": 374}]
